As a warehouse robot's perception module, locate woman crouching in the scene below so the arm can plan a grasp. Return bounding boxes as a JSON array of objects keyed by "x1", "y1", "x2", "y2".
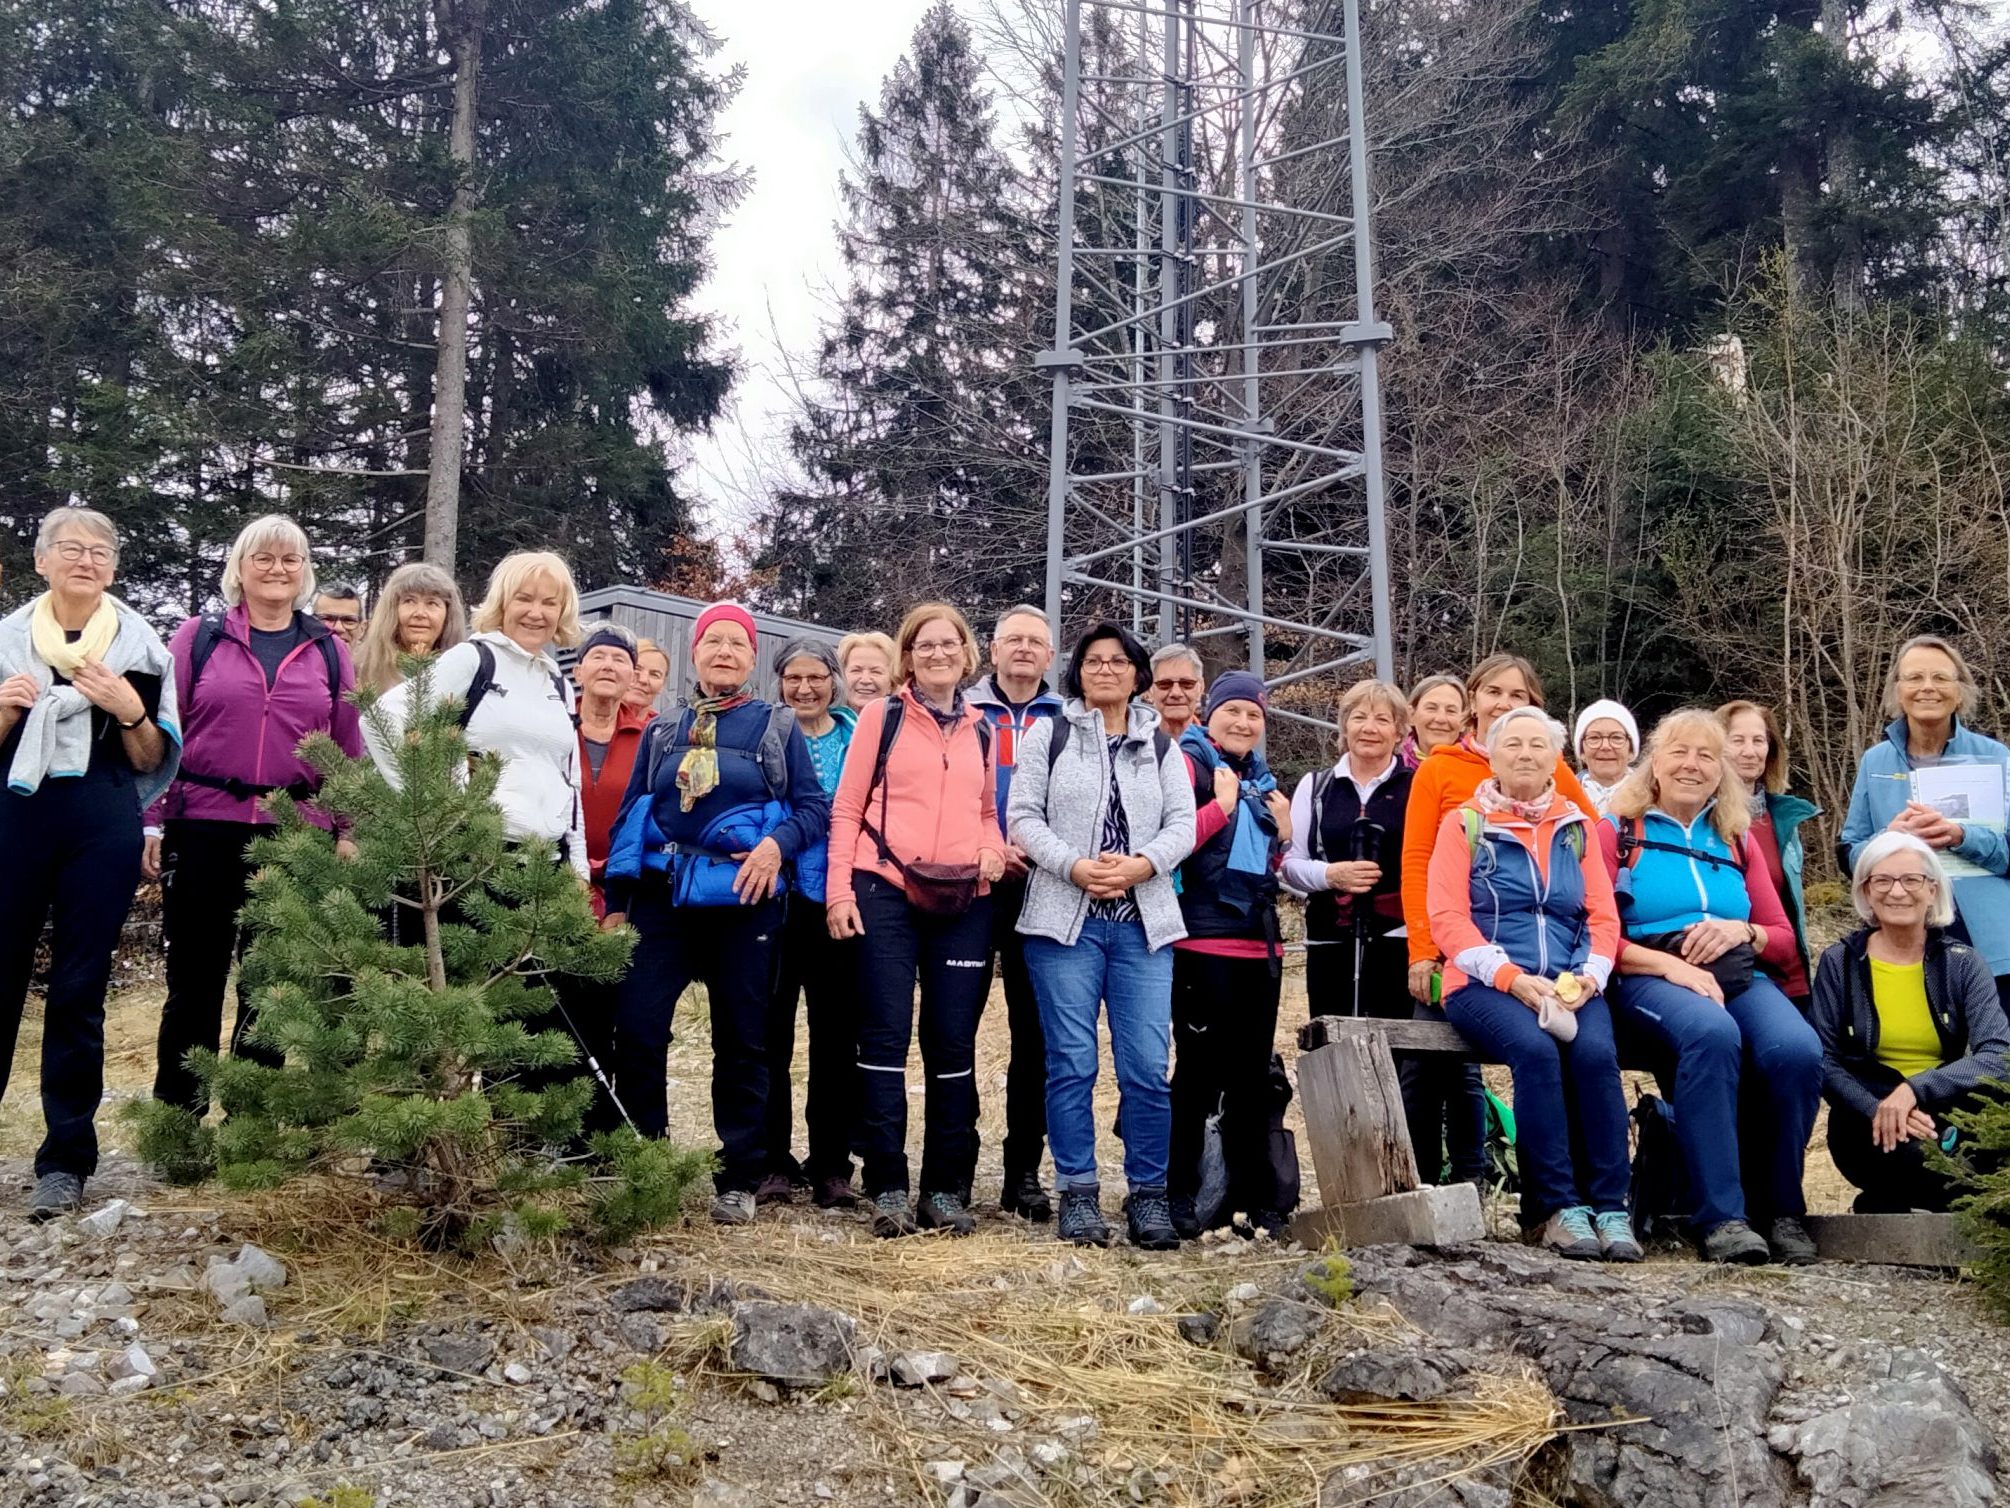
[{"x1": 1425, "y1": 706, "x2": 1639, "y2": 1261}]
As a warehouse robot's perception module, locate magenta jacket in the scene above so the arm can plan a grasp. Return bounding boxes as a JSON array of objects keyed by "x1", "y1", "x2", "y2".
[{"x1": 144, "y1": 605, "x2": 363, "y2": 832}]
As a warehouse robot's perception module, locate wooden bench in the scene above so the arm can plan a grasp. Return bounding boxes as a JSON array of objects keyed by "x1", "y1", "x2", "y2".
[{"x1": 1291, "y1": 1015, "x2": 1979, "y2": 1268}]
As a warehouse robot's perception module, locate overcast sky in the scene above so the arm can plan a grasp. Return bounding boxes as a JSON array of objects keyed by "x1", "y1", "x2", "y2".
[{"x1": 680, "y1": 0, "x2": 941, "y2": 539}]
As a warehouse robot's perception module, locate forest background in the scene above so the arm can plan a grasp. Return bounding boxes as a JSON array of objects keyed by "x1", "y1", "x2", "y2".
[{"x1": 2, "y1": 0, "x2": 2007, "y2": 841}]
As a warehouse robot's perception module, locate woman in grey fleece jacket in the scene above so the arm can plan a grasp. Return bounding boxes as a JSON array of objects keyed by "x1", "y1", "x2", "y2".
[{"x1": 1007, "y1": 622, "x2": 1196, "y2": 1249}]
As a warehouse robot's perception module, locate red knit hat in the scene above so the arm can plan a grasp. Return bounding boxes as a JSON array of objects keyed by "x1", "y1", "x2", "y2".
[{"x1": 692, "y1": 601, "x2": 757, "y2": 653}]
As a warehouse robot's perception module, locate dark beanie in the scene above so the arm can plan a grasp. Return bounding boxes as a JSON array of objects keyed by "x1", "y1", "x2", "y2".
[
  {"x1": 579, "y1": 624, "x2": 638, "y2": 665},
  {"x1": 1202, "y1": 670, "x2": 1268, "y2": 721}
]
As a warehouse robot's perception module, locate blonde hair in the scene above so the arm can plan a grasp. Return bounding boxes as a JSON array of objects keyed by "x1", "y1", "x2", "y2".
[
  {"x1": 1407, "y1": 672, "x2": 1464, "y2": 713},
  {"x1": 354, "y1": 561, "x2": 467, "y2": 692},
  {"x1": 1336, "y1": 679, "x2": 1411, "y2": 753},
  {"x1": 894, "y1": 603, "x2": 979, "y2": 683},
  {"x1": 1715, "y1": 699, "x2": 1789, "y2": 795},
  {"x1": 471, "y1": 551, "x2": 582, "y2": 649},
  {"x1": 1463, "y1": 652, "x2": 1543, "y2": 732},
  {"x1": 839, "y1": 630, "x2": 896, "y2": 673},
  {"x1": 635, "y1": 636, "x2": 670, "y2": 670},
  {"x1": 221, "y1": 514, "x2": 316, "y2": 608},
  {"x1": 1607, "y1": 708, "x2": 1750, "y2": 846},
  {"x1": 1883, "y1": 634, "x2": 1981, "y2": 722},
  {"x1": 1852, "y1": 832, "x2": 1957, "y2": 927}
]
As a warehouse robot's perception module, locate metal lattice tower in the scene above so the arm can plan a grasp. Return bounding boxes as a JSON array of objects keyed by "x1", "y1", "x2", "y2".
[{"x1": 1038, "y1": 0, "x2": 1393, "y2": 730}]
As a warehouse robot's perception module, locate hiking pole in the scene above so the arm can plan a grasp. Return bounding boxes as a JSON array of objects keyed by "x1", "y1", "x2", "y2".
[
  {"x1": 1345, "y1": 819, "x2": 1386, "y2": 1018},
  {"x1": 548, "y1": 991, "x2": 641, "y2": 1136}
]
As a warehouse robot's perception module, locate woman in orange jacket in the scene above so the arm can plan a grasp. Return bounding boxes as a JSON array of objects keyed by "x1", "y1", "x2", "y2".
[
  {"x1": 827, "y1": 602, "x2": 1007, "y2": 1239},
  {"x1": 1398, "y1": 653, "x2": 1597, "y2": 1185}
]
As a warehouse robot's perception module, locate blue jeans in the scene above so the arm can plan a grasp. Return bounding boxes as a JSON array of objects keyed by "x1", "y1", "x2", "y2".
[
  {"x1": 1611, "y1": 973, "x2": 1822, "y2": 1228},
  {"x1": 1443, "y1": 984, "x2": 1630, "y2": 1222},
  {"x1": 1024, "y1": 917, "x2": 1174, "y2": 1192}
]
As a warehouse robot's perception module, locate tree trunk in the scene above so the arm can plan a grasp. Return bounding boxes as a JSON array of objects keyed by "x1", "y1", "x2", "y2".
[
  {"x1": 1821, "y1": 0, "x2": 1863, "y2": 311},
  {"x1": 424, "y1": 0, "x2": 487, "y2": 573}
]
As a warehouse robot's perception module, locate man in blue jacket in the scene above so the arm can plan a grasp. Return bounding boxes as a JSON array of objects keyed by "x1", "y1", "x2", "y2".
[{"x1": 967, "y1": 604, "x2": 1064, "y2": 1221}]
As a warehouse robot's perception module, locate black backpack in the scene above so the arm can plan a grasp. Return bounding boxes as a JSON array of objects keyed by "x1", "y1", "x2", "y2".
[
  {"x1": 188, "y1": 609, "x2": 341, "y2": 708},
  {"x1": 1042, "y1": 716, "x2": 1172, "y2": 773},
  {"x1": 1628, "y1": 1092, "x2": 1692, "y2": 1239},
  {"x1": 458, "y1": 639, "x2": 571, "y2": 729}
]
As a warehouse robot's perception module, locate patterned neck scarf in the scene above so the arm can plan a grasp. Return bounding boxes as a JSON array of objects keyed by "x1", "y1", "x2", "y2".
[
  {"x1": 1473, "y1": 776, "x2": 1556, "y2": 825},
  {"x1": 910, "y1": 680, "x2": 966, "y2": 733},
  {"x1": 676, "y1": 688, "x2": 753, "y2": 811}
]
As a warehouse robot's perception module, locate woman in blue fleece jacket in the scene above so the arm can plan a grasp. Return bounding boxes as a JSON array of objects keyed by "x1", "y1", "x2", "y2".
[{"x1": 602, "y1": 603, "x2": 828, "y2": 1225}]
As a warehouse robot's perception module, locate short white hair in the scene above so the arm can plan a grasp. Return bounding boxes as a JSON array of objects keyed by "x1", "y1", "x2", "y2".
[
  {"x1": 1852, "y1": 831, "x2": 1956, "y2": 927},
  {"x1": 35, "y1": 506, "x2": 119, "y2": 559},
  {"x1": 992, "y1": 603, "x2": 1053, "y2": 643},
  {"x1": 1485, "y1": 704, "x2": 1565, "y2": 755},
  {"x1": 1151, "y1": 641, "x2": 1203, "y2": 677},
  {"x1": 221, "y1": 515, "x2": 316, "y2": 608}
]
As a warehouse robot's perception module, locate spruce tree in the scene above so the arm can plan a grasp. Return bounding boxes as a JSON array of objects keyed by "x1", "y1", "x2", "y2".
[{"x1": 127, "y1": 660, "x2": 709, "y2": 1248}]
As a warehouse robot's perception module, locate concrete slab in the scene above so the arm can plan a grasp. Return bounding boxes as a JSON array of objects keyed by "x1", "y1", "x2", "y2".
[{"x1": 1290, "y1": 1183, "x2": 1486, "y2": 1251}]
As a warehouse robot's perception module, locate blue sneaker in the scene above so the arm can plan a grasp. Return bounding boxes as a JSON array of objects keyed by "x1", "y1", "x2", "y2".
[
  {"x1": 1594, "y1": 1210, "x2": 1644, "y2": 1263},
  {"x1": 1526, "y1": 1205, "x2": 1601, "y2": 1260}
]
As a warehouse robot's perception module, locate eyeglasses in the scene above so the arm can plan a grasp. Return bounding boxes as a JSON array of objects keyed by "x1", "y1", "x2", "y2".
[
  {"x1": 1154, "y1": 677, "x2": 1199, "y2": 693},
  {"x1": 248, "y1": 552, "x2": 306, "y2": 572},
  {"x1": 318, "y1": 611, "x2": 361, "y2": 626},
  {"x1": 997, "y1": 633, "x2": 1050, "y2": 651},
  {"x1": 912, "y1": 639, "x2": 963, "y2": 658},
  {"x1": 49, "y1": 541, "x2": 115, "y2": 564},
  {"x1": 781, "y1": 672, "x2": 832, "y2": 688},
  {"x1": 1866, "y1": 873, "x2": 1935, "y2": 895},
  {"x1": 1082, "y1": 656, "x2": 1132, "y2": 673},
  {"x1": 1581, "y1": 732, "x2": 1631, "y2": 748},
  {"x1": 1898, "y1": 672, "x2": 1959, "y2": 688}
]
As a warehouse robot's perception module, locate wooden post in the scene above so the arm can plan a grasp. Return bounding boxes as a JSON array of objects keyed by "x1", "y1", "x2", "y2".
[{"x1": 1297, "y1": 1036, "x2": 1419, "y2": 1208}]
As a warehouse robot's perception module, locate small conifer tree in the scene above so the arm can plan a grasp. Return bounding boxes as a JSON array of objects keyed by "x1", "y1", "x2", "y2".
[
  {"x1": 128, "y1": 658, "x2": 709, "y2": 1247},
  {"x1": 1946, "y1": 1092, "x2": 2010, "y2": 1317}
]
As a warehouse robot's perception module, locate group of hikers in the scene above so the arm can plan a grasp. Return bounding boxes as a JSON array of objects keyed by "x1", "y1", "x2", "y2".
[{"x1": 1, "y1": 506, "x2": 2005, "y2": 1265}]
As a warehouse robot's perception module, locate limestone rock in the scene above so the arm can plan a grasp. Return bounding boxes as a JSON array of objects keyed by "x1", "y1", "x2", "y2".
[
  {"x1": 728, "y1": 1301, "x2": 857, "y2": 1387},
  {"x1": 1229, "y1": 1299, "x2": 1323, "y2": 1372},
  {"x1": 1321, "y1": 1346, "x2": 1473, "y2": 1406},
  {"x1": 890, "y1": 1351, "x2": 960, "y2": 1388}
]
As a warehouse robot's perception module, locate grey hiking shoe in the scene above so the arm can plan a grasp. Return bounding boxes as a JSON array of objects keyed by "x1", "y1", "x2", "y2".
[
  {"x1": 709, "y1": 1189, "x2": 757, "y2": 1226},
  {"x1": 1057, "y1": 1188, "x2": 1112, "y2": 1247},
  {"x1": 1124, "y1": 1187, "x2": 1180, "y2": 1251},
  {"x1": 1767, "y1": 1216, "x2": 1818, "y2": 1266},
  {"x1": 916, "y1": 1190, "x2": 976, "y2": 1235},
  {"x1": 28, "y1": 1172, "x2": 84, "y2": 1223},
  {"x1": 1526, "y1": 1205, "x2": 1601, "y2": 1260},
  {"x1": 1700, "y1": 1219, "x2": 1772, "y2": 1265},
  {"x1": 1594, "y1": 1210, "x2": 1644, "y2": 1263},
  {"x1": 871, "y1": 1190, "x2": 918, "y2": 1238}
]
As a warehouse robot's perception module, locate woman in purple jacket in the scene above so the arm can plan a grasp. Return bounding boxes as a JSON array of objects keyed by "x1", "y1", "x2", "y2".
[{"x1": 144, "y1": 515, "x2": 364, "y2": 1114}]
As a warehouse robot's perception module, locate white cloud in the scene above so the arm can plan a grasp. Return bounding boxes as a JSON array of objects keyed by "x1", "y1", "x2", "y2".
[{"x1": 680, "y1": 0, "x2": 941, "y2": 539}]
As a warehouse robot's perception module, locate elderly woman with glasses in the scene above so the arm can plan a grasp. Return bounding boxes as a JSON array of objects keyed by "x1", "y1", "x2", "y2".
[
  {"x1": 1812, "y1": 832, "x2": 2009, "y2": 1213},
  {"x1": 148, "y1": 514, "x2": 363, "y2": 1121},
  {"x1": 0, "y1": 508, "x2": 181, "y2": 1217},
  {"x1": 1840, "y1": 634, "x2": 2010, "y2": 1009}
]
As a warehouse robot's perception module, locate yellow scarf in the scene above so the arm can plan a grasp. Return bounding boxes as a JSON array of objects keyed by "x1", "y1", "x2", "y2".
[{"x1": 30, "y1": 593, "x2": 118, "y2": 676}]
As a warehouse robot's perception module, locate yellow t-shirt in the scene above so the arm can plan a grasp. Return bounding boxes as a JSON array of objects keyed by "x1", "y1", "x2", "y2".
[{"x1": 1869, "y1": 958, "x2": 1943, "y2": 1079}]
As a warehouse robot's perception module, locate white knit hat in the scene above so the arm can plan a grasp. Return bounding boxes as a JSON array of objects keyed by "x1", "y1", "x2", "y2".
[{"x1": 1573, "y1": 698, "x2": 1640, "y2": 759}]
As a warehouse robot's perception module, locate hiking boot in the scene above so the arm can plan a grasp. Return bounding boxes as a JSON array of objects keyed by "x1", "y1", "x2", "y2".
[
  {"x1": 1001, "y1": 1169, "x2": 1052, "y2": 1223},
  {"x1": 709, "y1": 1189, "x2": 757, "y2": 1226},
  {"x1": 871, "y1": 1190, "x2": 918, "y2": 1238},
  {"x1": 812, "y1": 1175, "x2": 861, "y2": 1210},
  {"x1": 1057, "y1": 1188, "x2": 1112, "y2": 1247},
  {"x1": 917, "y1": 1190, "x2": 977, "y2": 1235},
  {"x1": 1593, "y1": 1210, "x2": 1644, "y2": 1264},
  {"x1": 1700, "y1": 1219, "x2": 1772, "y2": 1265},
  {"x1": 27, "y1": 1172, "x2": 83, "y2": 1223},
  {"x1": 1124, "y1": 1187, "x2": 1180, "y2": 1252},
  {"x1": 1767, "y1": 1216, "x2": 1818, "y2": 1266},
  {"x1": 1526, "y1": 1206, "x2": 1601, "y2": 1260},
  {"x1": 754, "y1": 1171, "x2": 796, "y2": 1206},
  {"x1": 1168, "y1": 1196, "x2": 1203, "y2": 1240}
]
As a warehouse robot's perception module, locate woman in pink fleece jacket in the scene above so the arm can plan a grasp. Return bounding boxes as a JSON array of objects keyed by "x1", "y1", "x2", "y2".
[{"x1": 826, "y1": 602, "x2": 1005, "y2": 1239}]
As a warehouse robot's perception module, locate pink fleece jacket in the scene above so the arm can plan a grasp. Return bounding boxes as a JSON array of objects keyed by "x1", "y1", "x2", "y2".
[{"x1": 825, "y1": 687, "x2": 1003, "y2": 907}]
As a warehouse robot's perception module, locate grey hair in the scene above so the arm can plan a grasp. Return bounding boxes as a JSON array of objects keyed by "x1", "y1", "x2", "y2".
[
  {"x1": 1151, "y1": 641, "x2": 1203, "y2": 676},
  {"x1": 316, "y1": 581, "x2": 364, "y2": 605},
  {"x1": 774, "y1": 636, "x2": 845, "y2": 706},
  {"x1": 221, "y1": 514, "x2": 317, "y2": 608},
  {"x1": 992, "y1": 603, "x2": 1054, "y2": 643},
  {"x1": 34, "y1": 506, "x2": 119, "y2": 559},
  {"x1": 1484, "y1": 704, "x2": 1566, "y2": 755},
  {"x1": 1851, "y1": 831, "x2": 1957, "y2": 927}
]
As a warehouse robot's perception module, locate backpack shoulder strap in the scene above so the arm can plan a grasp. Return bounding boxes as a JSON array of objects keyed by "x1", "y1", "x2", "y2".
[
  {"x1": 1618, "y1": 814, "x2": 1641, "y2": 869},
  {"x1": 1044, "y1": 716, "x2": 1072, "y2": 774},
  {"x1": 644, "y1": 706, "x2": 695, "y2": 795},
  {"x1": 315, "y1": 630, "x2": 342, "y2": 708},
  {"x1": 457, "y1": 640, "x2": 498, "y2": 729},
  {"x1": 1307, "y1": 770, "x2": 1336, "y2": 861},
  {"x1": 1461, "y1": 807, "x2": 1486, "y2": 858},
  {"x1": 859, "y1": 695, "x2": 906, "y2": 868},
  {"x1": 758, "y1": 703, "x2": 794, "y2": 797},
  {"x1": 1153, "y1": 729, "x2": 1171, "y2": 764},
  {"x1": 1563, "y1": 820, "x2": 1586, "y2": 862},
  {"x1": 185, "y1": 610, "x2": 230, "y2": 704}
]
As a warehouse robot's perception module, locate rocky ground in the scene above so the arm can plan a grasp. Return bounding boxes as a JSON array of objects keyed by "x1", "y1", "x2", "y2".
[{"x1": 0, "y1": 962, "x2": 2006, "y2": 1507}]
